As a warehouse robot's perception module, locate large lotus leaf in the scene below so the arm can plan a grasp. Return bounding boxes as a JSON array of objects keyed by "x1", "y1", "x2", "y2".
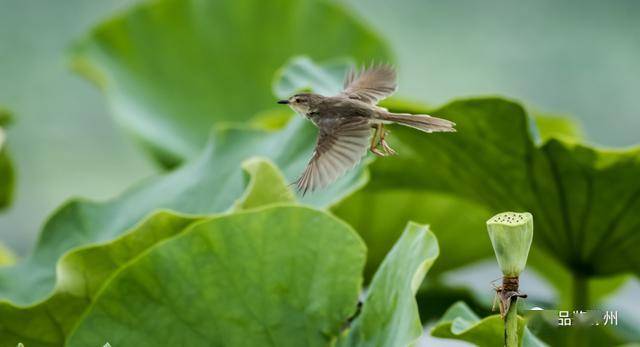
[
  {"x1": 534, "y1": 139, "x2": 640, "y2": 276},
  {"x1": 0, "y1": 108, "x2": 14, "y2": 209},
  {"x1": 0, "y1": 212, "x2": 197, "y2": 347},
  {"x1": 368, "y1": 98, "x2": 536, "y2": 209},
  {"x1": 527, "y1": 114, "x2": 629, "y2": 304},
  {"x1": 0, "y1": 122, "x2": 362, "y2": 308},
  {"x1": 368, "y1": 98, "x2": 640, "y2": 279},
  {"x1": 372, "y1": 99, "x2": 640, "y2": 347},
  {"x1": 430, "y1": 301, "x2": 547, "y2": 347},
  {"x1": 332, "y1": 189, "x2": 492, "y2": 280},
  {"x1": 338, "y1": 223, "x2": 438, "y2": 347},
  {"x1": 0, "y1": 157, "x2": 296, "y2": 346},
  {"x1": 527, "y1": 115, "x2": 629, "y2": 305},
  {"x1": 72, "y1": 0, "x2": 391, "y2": 166},
  {"x1": 66, "y1": 206, "x2": 367, "y2": 347}
]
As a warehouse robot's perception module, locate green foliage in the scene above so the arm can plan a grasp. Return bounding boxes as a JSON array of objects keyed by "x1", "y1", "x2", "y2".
[
  {"x1": 272, "y1": 56, "x2": 495, "y2": 281},
  {"x1": 66, "y1": 206, "x2": 367, "y2": 347},
  {"x1": 533, "y1": 114, "x2": 583, "y2": 143},
  {"x1": 431, "y1": 301, "x2": 547, "y2": 347},
  {"x1": 273, "y1": 56, "x2": 639, "y2": 292},
  {"x1": 338, "y1": 223, "x2": 439, "y2": 347},
  {"x1": 0, "y1": 119, "x2": 368, "y2": 307},
  {"x1": 0, "y1": 212, "x2": 197, "y2": 347},
  {"x1": 373, "y1": 98, "x2": 640, "y2": 345},
  {"x1": 369, "y1": 97, "x2": 640, "y2": 280},
  {"x1": 0, "y1": 108, "x2": 14, "y2": 210},
  {"x1": 232, "y1": 157, "x2": 296, "y2": 210},
  {"x1": 3, "y1": 0, "x2": 638, "y2": 345},
  {"x1": 333, "y1": 189, "x2": 492, "y2": 280},
  {"x1": 0, "y1": 156, "x2": 433, "y2": 347},
  {"x1": 71, "y1": 0, "x2": 391, "y2": 166},
  {"x1": 272, "y1": 57, "x2": 640, "y2": 345},
  {"x1": 0, "y1": 157, "x2": 293, "y2": 346},
  {"x1": 0, "y1": 206, "x2": 437, "y2": 346}
]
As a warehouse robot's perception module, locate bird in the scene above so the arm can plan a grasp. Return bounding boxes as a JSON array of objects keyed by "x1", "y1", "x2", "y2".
[{"x1": 277, "y1": 64, "x2": 456, "y2": 195}]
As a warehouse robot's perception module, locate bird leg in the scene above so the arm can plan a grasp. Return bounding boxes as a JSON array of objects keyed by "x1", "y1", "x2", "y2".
[
  {"x1": 370, "y1": 124, "x2": 386, "y2": 157},
  {"x1": 378, "y1": 124, "x2": 397, "y2": 155}
]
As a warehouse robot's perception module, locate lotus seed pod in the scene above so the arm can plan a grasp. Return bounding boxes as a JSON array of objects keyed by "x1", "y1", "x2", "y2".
[{"x1": 486, "y1": 212, "x2": 533, "y2": 277}]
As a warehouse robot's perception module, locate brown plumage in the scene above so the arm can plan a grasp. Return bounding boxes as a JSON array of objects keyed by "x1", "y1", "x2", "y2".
[{"x1": 277, "y1": 64, "x2": 456, "y2": 195}]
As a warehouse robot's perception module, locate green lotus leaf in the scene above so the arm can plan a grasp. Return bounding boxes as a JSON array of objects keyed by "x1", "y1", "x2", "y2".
[
  {"x1": 333, "y1": 189, "x2": 492, "y2": 280},
  {"x1": 72, "y1": 0, "x2": 391, "y2": 166},
  {"x1": 3, "y1": 203, "x2": 438, "y2": 346},
  {"x1": 66, "y1": 206, "x2": 367, "y2": 347},
  {"x1": 0, "y1": 108, "x2": 14, "y2": 210},
  {"x1": 0, "y1": 211, "x2": 197, "y2": 347},
  {"x1": 430, "y1": 301, "x2": 547, "y2": 347},
  {"x1": 0, "y1": 117, "x2": 369, "y2": 306},
  {"x1": 274, "y1": 55, "x2": 640, "y2": 281},
  {"x1": 338, "y1": 223, "x2": 439, "y2": 347},
  {"x1": 534, "y1": 139, "x2": 640, "y2": 277},
  {"x1": 0, "y1": 156, "x2": 301, "y2": 346},
  {"x1": 369, "y1": 98, "x2": 640, "y2": 280},
  {"x1": 533, "y1": 114, "x2": 583, "y2": 143},
  {"x1": 231, "y1": 156, "x2": 296, "y2": 211}
]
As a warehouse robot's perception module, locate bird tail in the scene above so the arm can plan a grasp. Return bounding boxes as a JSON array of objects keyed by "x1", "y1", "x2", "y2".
[{"x1": 381, "y1": 112, "x2": 456, "y2": 133}]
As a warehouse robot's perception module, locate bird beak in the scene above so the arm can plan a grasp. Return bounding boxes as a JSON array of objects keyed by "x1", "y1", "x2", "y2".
[{"x1": 277, "y1": 99, "x2": 289, "y2": 104}]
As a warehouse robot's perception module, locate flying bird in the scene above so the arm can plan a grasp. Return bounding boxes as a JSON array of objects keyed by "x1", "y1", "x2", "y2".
[{"x1": 278, "y1": 64, "x2": 456, "y2": 195}]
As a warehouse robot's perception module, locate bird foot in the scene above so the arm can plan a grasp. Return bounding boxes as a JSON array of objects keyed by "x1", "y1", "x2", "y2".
[
  {"x1": 370, "y1": 147, "x2": 387, "y2": 157},
  {"x1": 380, "y1": 139, "x2": 397, "y2": 155}
]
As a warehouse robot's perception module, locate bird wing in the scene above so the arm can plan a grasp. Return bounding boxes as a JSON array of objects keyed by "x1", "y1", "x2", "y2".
[
  {"x1": 296, "y1": 117, "x2": 371, "y2": 195},
  {"x1": 339, "y1": 64, "x2": 397, "y2": 104}
]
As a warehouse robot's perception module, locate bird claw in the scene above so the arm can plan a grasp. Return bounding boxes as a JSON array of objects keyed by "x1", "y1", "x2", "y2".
[
  {"x1": 370, "y1": 147, "x2": 387, "y2": 157},
  {"x1": 370, "y1": 128, "x2": 396, "y2": 157},
  {"x1": 381, "y1": 139, "x2": 397, "y2": 155}
]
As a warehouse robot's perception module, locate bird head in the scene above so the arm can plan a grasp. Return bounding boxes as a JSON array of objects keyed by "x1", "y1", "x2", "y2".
[{"x1": 277, "y1": 93, "x2": 318, "y2": 114}]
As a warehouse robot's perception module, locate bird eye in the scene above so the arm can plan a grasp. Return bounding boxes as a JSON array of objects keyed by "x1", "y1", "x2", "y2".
[{"x1": 294, "y1": 98, "x2": 300, "y2": 103}]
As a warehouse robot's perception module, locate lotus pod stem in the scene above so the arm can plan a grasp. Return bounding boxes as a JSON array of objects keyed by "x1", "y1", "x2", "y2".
[{"x1": 487, "y1": 212, "x2": 533, "y2": 347}]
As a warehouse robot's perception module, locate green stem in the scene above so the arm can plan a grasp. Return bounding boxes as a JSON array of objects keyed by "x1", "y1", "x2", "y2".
[
  {"x1": 572, "y1": 273, "x2": 588, "y2": 309},
  {"x1": 570, "y1": 273, "x2": 588, "y2": 347},
  {"x1": 505, "y1": 297, "x2": 518, "y2": 347}
]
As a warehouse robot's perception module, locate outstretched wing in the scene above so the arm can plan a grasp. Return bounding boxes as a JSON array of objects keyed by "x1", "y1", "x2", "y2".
[
  {"x1": 340, "y1": 64, "x2": 397, "y2": 104},
  {"x1": 296, "y1": 118, "x2": 371, "y2": 195}
]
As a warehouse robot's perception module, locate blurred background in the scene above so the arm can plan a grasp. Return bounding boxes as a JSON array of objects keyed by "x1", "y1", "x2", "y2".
[{"x1": 1, "y1": 1, "x2": 638, "y2": 345}]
